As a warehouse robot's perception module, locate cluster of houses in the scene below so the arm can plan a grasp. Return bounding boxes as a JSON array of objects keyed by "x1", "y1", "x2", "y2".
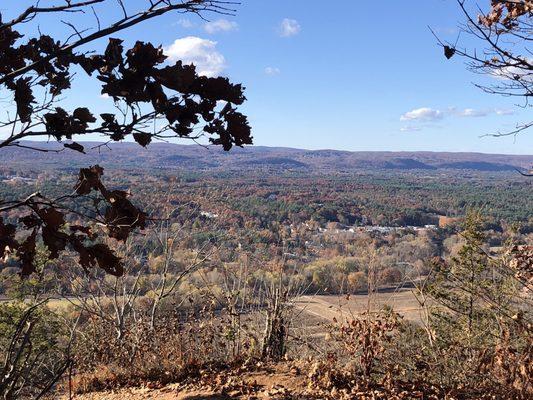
[
  {"x1": 0, "y1": 175, "x2": 36, "y2": 185},
  {"x1": 318, "y1": 224, "x2": 438, "y2": 235},
  {"x1": 314, "y1": 214, "x2": 462, "y2": 235}
]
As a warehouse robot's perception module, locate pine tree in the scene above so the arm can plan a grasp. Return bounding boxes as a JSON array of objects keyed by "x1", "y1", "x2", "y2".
[{"x1": 429, "y1": 211, "x2": 491, "y2": 340}]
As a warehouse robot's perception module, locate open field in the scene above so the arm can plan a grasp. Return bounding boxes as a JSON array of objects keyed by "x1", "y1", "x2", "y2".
[
  {"x1": 295, "y1": 288, "x2": 424, "y2": 324},
  {"x1": 2, "y1": 289, "x2": 424, "y2": 323}
]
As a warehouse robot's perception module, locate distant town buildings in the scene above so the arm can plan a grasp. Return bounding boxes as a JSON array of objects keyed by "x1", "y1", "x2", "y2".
[
  {"x1": 1, "y1": 175, "x2": 36, "y2": 185},
  {"x1": 200, "y1": 211, "x2": 219, "y2": 219},
  {"x1": 317, "y1": 224, "x2": 438, "y2": 235}
]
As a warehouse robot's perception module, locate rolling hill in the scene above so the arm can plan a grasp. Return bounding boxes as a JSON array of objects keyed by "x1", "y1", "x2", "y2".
[{"x1": 0, "y1": 141, "x2": 531, "y2": 174}]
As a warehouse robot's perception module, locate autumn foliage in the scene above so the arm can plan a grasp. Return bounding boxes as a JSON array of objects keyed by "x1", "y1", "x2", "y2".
[{"x1": 0, "y1": 1, "x2": 252, "y2": 276}]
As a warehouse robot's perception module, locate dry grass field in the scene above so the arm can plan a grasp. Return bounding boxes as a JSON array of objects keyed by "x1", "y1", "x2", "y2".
[{"x1": 295, "y1": 288, "x2": 424, "y2": 324}]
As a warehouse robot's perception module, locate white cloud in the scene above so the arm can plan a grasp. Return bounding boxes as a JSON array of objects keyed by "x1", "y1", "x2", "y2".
[
  {"x1": 495, "y1": 108, "x2": 515, "y2": 116},
  {"x1": 455, "y1": 108, "x2": 489, "y2": 118},
  {"x1": 176, "y1": 18, "x2": 194, "y2": 29},
  {"x1": 433, "y1": 27, "x2": 459, "y2": 35},
  {"x1": 492, "y1": 59, "x2": 533, "y2": 83},
  {"x1": 204, "y1": 19, "x2": 238, "y2": 34},
  {"x1": 400, "y1": 106, "x2": 515, "y2": 126},
  {"x1": 279, "y1": 18, "x2": 301, "y2": 37},
  {"x1": 265, "y1": 66, "x2": 281, "y2": 76},
  {"x1": 164, "y1": 37, "x2": 226, "y2": 77},
  {"x1": 400, "y1": 126, "x2": 423, "y2": 132},
  {"x1": 400, "y1": 107, "x2": 444, "y2": 122},
  {"x1": 452, "y1": 107, "x2": 515, "y2": 118}
]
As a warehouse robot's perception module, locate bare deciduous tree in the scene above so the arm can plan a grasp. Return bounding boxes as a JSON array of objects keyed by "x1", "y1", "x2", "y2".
[{"x1": 435, "y1": 1, "x2": 533, "y2": 145}]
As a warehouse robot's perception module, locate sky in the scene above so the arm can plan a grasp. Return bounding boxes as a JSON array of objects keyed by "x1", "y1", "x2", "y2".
[{"x1": 3, "y1": 0, "x2": 533, "y2": 154}]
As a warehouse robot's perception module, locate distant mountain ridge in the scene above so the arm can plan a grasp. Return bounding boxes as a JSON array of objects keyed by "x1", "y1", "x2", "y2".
[{"x1": 0, "y1": 141, "x2": 531, "y2": 173}]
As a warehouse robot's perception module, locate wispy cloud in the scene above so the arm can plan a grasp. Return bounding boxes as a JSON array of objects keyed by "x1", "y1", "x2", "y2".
[
  {"x1": 204, "y1": 19, "x2": 238, "y2": 34},
  {"x1": 265, "y1": 66, "x2": 281, "y2": 76},
  {"x1": 400, "y1": 106, "x2": 515, "y2": 132},
  {"x1": 165, "y1": 37, "x2": 225, "y2": 77},
  {"x1": 176, "y1": 18, "x2": 194, "y2": 29},
  {"x1": 279, "y1": 18, "x2": 301, "y2": 37},
  {"x1": 452, "y1": 107, "x2": 514, "y2": 118},
  {"x1": 400, "y1": 126, "x2": 423, "y2": 132},
  {"x1": 432, "y1": 27, "x2": 459, "y2": 36},
  {"x1": 492, "y1": 58, "x2": 533, "y2": 83},
  {"x1": 454, "y1": 108, "x2": 489, "y2": 118},
  {"x1": 401, "y1": 106, "x2": 514, "y2": 122},
  {"x1": 495, "y1": 109, "x2": 515, "y2": 116}
]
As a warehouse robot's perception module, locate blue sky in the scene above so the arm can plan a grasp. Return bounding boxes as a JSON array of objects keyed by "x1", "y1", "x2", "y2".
[{"x1": 4, "y1": 0, "x2": 533, "y2": 154}]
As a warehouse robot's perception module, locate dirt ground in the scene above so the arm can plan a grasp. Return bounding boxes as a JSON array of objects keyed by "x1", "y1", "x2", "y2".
[
  {"x1": 63, "y1": 290, "x2": 425, "y2": 399},
  {"x1": 62, "y1": 363, "x2": 309, "y2": 400}
]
